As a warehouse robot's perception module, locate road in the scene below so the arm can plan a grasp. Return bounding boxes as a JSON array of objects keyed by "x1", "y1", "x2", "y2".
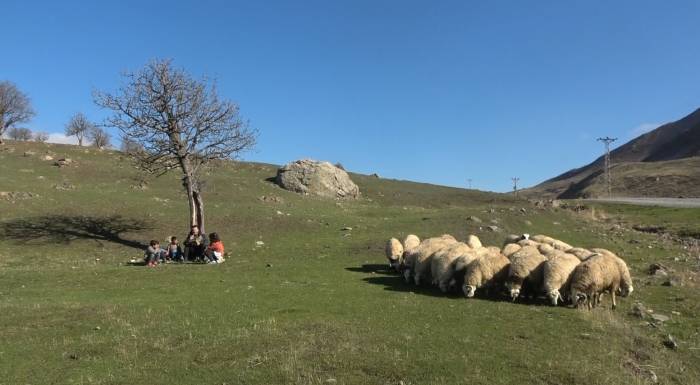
[{"x1": 585, "y1": 197, "x2": 700, "y2": 208}]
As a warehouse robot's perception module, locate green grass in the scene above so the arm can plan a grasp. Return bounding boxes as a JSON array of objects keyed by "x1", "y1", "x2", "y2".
[
  {"x1": 1, "y1": 141, "x2": 699, "y2": 385},
  {"x1": 586, "y1": 202, "x2": 700, "y2": 239}
]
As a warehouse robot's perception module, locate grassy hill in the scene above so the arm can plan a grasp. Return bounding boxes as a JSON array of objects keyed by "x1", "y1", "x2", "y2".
[
  {"x1": 1, "y1": 141, "x2": 699, "y2": 385},
  {"x1": 527, "y1": 108, "x2": 700, "y2": 199}
]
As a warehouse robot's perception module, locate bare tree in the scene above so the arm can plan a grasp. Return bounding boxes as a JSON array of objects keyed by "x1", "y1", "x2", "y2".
[
  {"x1": 89, "y1": 126, "x2": 111, "y2": 149},
  {"x1": 94, "y1": 59, "x2": 257, "y2": 231},
  {"x1": 0, "y1": 81, "x2": 35, "y2": 144},
  {"x1": 120, "y1": 136, "x2": 144, "y2": 154},
  {"x1": 33, "y1": 131, "x2": 49, "y2": 143},
  {"x1": 8, "y1": 127, "x2": 33, "y2": 141},
  {"x1": 65, "y1": 112, "x2": 94, "y2": 146}
]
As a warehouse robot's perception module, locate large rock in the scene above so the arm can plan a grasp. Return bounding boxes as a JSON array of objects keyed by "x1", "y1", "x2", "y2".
[{"x1": 276, "y1": 159, "x2": 360, "y2": 199}]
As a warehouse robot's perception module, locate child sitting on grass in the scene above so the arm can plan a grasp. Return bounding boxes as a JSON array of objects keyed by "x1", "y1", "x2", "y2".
[
  {"x1": 166, "y1": 236, "x2": 184, "y2": 263},
  {"x1": 205, "y1": 232, "x2": 225, "y2": 264},
  {"x1": 144, "y1": 240, "x2": 166, "y2": 267}
]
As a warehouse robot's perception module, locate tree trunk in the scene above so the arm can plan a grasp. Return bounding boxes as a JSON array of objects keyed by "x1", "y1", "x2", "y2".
[
  {"x1": 193, "y1": 189, "x2": 204, "y2": 234},
  {"x1": 179, "y1": 156, "x2": 204, "y2": 233}
]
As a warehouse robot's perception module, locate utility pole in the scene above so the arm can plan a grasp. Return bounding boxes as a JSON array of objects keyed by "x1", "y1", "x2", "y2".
[
  {"x1": 597, "y1": 136, "x2": 618, "y2": 198},
  {"x1": 467, "y1": 179, "x2": 472, "y2": 189},
  {"x1": 511, "y1": 177, "x2": 520, "y2": 196}
]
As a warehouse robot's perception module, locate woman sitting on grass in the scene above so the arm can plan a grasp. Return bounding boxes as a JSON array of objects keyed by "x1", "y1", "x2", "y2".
[
  {"x1": 183, "y1": 225, "x2": 207, "y2": 262},
  {"x1": 205, "y1": 232, "x2": 225, "y2": 264}
]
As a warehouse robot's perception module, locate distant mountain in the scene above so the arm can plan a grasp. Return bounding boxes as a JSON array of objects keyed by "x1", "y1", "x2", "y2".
[{"x1": 526, "y1": 108, "x2": 700, "y2": 199}]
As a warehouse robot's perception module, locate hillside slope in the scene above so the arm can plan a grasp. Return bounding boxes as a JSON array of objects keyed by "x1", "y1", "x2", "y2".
[
  {"x1": 1, "y1": 141, "x2": 699, "y2": 385},
  {"x1": 527, "y1": 108, "x2": 700, "y2": 198}
]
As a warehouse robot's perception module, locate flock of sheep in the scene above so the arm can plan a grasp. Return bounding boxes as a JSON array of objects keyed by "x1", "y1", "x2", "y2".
[{"x1": 385, "y1": 233, "x2": 634, "y2": 309}]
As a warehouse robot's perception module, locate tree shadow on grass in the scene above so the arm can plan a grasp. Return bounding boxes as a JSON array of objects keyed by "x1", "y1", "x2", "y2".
[{"x1": 0, "y1": 215, "x2": 150, "y2": 249}]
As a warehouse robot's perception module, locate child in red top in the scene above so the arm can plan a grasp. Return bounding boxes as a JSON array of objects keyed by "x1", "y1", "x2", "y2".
[{"x1": 206, "y1": 232, "x2": 225, "y2": 264}]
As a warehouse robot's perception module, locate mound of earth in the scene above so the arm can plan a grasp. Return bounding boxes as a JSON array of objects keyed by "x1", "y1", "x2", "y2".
[{"x1": 276, "y1": 159, "x2": 360, "y2": 199}]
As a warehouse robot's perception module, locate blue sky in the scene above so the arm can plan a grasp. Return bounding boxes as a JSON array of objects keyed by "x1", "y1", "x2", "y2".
[{"x1": 2, "y1": 1, "x2": 699, "y2": 192}]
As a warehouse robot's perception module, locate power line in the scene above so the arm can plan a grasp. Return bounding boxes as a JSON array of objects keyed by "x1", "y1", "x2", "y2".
[
  {"x1": 597, "y1": 137, "x2": 617, "y2": 197},
  {"x1": 511, "y1": 177, "x2": 520, "y2": 196},
  {"x1": 467, "y1": 178, "x2": 472, "y2": 189}
]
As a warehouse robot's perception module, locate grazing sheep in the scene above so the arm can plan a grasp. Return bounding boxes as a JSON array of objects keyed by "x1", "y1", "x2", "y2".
[
  {"x1": 567, "y1": 247, "x2": 595, "y2": 261},
  {"x1": 542, "y1": 253, "x2": 581, "y2": 306},
  {"x1": 529, "y1": 234, "x2": 572, "y2": 251},
  {"x1": 518, "y1": 239, "x2": 541, "y2": 248},
  {"x1": 530, "y1": 234, "x2": 555, "y2": 245},
  {"x1": 502, "y1": 243, "x2": 522, "y2": 258},
  {"x1": 461, "y1": 250, "x2": 511, "y2": 298},
  {"x1": 403, "y1": 234, "x2": 421, "y2": 251},
  {"x1": 404, "y1": 235, "x2": 457, "y2": 285},
  {"x1": 431, "y1": 243, "x2": 477, "y2": 292},
  {"x1": 552, "y1": 240, "x2": 573, "y2": 251},
  {"x1": 385, "y1": 238, "x2": 404, "y2": 271},
  {"x1": 537, "y1": 243, "x2": 556, "y2": 256},
  {"x1": 569, "y1": 252, "x2": 632, "y2": 310},
  {"x1": 466, "y1": 234, "x2": 482, "y2": 249},
  {"x1": 569, "y1": 254, "x2": 619, "y2": 310},
  {"x1": 591, "y1": 248, "x2": 634, "y2": 299},
  {"x1": 505, "y1": 246, "x2": 548, "y2": 301}
]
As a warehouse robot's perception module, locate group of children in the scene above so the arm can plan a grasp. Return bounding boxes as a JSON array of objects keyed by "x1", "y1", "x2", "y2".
[{"x1": 143, "y1": 225, "x2": 225, "y2": 267}]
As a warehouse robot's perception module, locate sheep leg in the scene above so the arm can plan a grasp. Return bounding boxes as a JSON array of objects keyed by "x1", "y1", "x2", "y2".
[{"x1": 611, "y1": 291, "x2": 617, "y2": 310}]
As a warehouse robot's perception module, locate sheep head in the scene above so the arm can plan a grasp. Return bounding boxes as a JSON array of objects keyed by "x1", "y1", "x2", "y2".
[
  {"x1": 505, "y1": 281, "x2": 522, "y2": 301},
  {"x1": 547, "y1": 290, "x2": 563, "y2": 306},
  {"x1": 462, "y1": 284, "x2": 476, "y2": 298}
]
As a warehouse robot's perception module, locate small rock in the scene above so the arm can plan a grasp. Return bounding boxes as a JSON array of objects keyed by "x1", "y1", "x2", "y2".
[
  {"x1": 648, "y1": 263, "x2": 669, "y2": 276},
  {"x1": 662, "y1": 278, "x2": 682, "y2": 287},
  {"x1": 552, "y1": 221, "x2": 561, "y2": 226},
  {"x1": 266, "y1": 263, "x2": 272, "y2": 268},
  {"x1": 630, "y1": 302, "x2": 647, "y2": 319},
  {"x1": 276, "y1": 210, "x2": 284, "y2": 215},
  {"x1": 671, "y1": 311, "x2": 681, "y2": 316},
  {"x1": 486, "y1": 225, "x2": 500, "y2": 232},
  {"x1": 519, "y1": 208, "x2": 527, "y2": 213},
  {"x1": 467, "y1": 216, "x2": 482, "y2": 223},
  {"x1": 651, "y1": 314, "x2": 670, "y2": 323},
  {"x1": 325, "y1": 379, "x2": 337, "y2": 384},
  {"x1": 341, "y1": 227, "x2": 352, "y2": 231},
  {"x1": 94, "y1": 326, "x2": 101, "y2": 331},
  {"x1": 255, "y1": 241, "x2": 265, "y2": 247},
  {"x1": 663, "y1": 334, "x2": 678, "y2": 350}
]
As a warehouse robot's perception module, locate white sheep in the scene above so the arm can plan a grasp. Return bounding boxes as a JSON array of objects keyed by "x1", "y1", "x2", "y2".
[
  {"x1": 505, "y1": 246, "x2": 548, "y2": 301},
  {"x1": 403, "y1": 235, "x2": 457, "y2": 285},
  {"x1": 537, "y1": 243, "x2": 556, "y2": 257},
  {"x1": 501, "y1": 243, "x2": 522, "y2": 258},
  {"x1": 385, "y1": 238, "x2": 404, "y2": 272},
  {"x1": 591, "y1": 248, "x2": 634, "y2": 300},
  {"x1": 566, "y1": 247, "x2": 596, "y2": 261},
  {"x1": 431, "y1": 242, "x2": 477, "y2": 292},
  {"x1": 503, "y1": 233, "x2": 529, "y2": 246},
  {"x1": 530, "y1": 234, "x2": 555, "y2": 244},
  {"x1": 569, "y1": 252, "x2": 633, "y2": 310},
  {"x1": 530, "y1": 234, "x2": 572, "y2": 251},
  {"x1": 403, "y1": 234, "x2": 421, "y2": 251},
  {"x1": 461, "y1": 250, "x2": 511, "y2": 298},
  {"x1": 466, "y1": 234, "x2": 482, "y2": 249},
  {"x1": 542, "y1": 252, "x2": 581, "y2": 306},
  {"x1": 517, "y1": 239, "x2": 541, "y2": 248}
]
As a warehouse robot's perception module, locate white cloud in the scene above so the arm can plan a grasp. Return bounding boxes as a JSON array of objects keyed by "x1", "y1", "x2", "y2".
[
  {"x1": 47, "y1": 133, "x2": 80, "y2": 145},
  {"x1": 630, "y1": 122, "x2": 661, "y2": 137}
]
